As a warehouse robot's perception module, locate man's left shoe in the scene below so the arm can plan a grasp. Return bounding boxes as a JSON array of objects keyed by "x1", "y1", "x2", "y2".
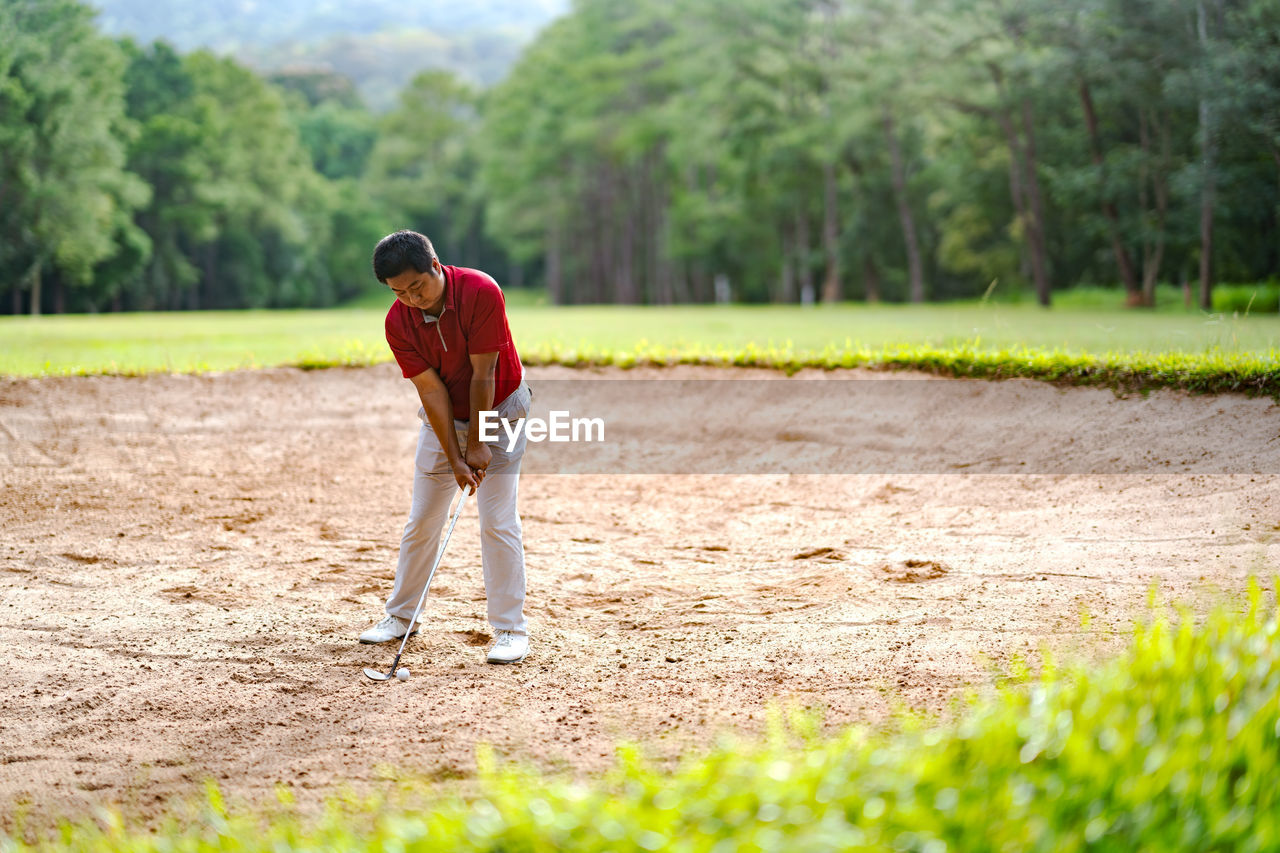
[{"x1": 486, "y1": 630, "x2": 529, "y2": 664}]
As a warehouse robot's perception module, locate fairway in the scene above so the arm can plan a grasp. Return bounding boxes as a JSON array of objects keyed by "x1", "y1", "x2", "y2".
[{"x1": 1, "y1": 301, "x2": 1278, "y2": 378}]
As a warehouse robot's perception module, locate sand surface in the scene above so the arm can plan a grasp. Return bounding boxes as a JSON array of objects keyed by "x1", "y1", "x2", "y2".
[{"x1": 1, "y1": 364, "x2": 1277, "y2": 829}]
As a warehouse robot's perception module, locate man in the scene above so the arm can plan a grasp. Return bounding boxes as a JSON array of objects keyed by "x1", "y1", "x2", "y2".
[{"x1": 359, "y1": 230, "x2": 531, "y2": 664}]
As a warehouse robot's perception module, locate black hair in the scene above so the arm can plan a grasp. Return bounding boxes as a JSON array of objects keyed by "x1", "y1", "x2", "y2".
[{"x1": 372, "y1": 230, "x2": 437, "y2": 283}]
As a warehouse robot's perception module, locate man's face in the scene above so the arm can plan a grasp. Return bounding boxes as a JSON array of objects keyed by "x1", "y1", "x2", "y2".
[{"x1": 386, "y1": 260, "x2": 445, "y2": 311}]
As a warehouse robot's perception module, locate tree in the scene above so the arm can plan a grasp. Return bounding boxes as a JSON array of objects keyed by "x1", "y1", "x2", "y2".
[
  {"x1": 0, "y1": 0, "x2": 148, "y2": 315},
  {"x1": 117, "y1": 38, "x2": 212, "y2": 309},
  {"x1": 480, "y1": 0, "x2": 692, "y2": 303},
  {"x1": 924, "y1": 0, "x2": 1060, "y2": 305},
  {"x1": 366, "y1": 70, "x2": 503, "y2": 274}
]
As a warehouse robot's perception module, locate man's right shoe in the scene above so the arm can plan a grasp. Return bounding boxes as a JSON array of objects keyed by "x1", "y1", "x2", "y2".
[
  {"x1": 359, "y1": 614, "x2": 416, "y2": 644},
  {"x1": 486, "y1": 630, "x2": 529, "y2": 664}
]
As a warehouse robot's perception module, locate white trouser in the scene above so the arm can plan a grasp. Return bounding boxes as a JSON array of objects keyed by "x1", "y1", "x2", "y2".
[{"x1": 385, "y1": 381, "x2": 531, "y2": 636}]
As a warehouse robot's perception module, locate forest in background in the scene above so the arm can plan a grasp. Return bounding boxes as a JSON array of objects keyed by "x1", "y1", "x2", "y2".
[{"x1": 2, "y1": 0, "x2": 1279, "y2": 314}]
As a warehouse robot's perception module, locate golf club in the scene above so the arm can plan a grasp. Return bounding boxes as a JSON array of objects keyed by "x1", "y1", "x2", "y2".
[{"x1": 363, "y1": 487, "x2": 468, "y2": 682}]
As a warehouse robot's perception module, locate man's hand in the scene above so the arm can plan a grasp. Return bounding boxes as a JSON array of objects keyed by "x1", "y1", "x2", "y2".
[
  {"x1": 451, "y1": 457, "x2": 482, "y2": 494},
  {"x1": 465, "y1": 441, "x2": 492, "y2": 475}
]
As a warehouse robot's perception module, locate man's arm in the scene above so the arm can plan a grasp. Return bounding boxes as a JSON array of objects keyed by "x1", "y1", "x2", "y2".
[
  {"x1": 464, "y1": 350, "x2": 500, "y2": 475},
  {"x1": 409, "y1": 368, "x2": 480, "y2": 494}
]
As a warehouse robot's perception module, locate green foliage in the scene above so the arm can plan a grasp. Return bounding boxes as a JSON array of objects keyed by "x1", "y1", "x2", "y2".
[
  {"x1": 8, "y1": 582, "x2": 1280, "y2": 851},
  {"x1": 112, "y1": 37, "x2": 389, "y2": 311},
  {"x1": 363, "y1": 70, "x2": 509, "y2": 275},
  {"x1": 479, "y1": 0, "x2": 695, "y2": 304},
  {"x1": 0, "y1": 0, "x2": 149, "y2": 313},
  {"x1": 1, "y1": 0, "x2": 407, "y2": 314},
  {"x1": 292, "y1": 101, "x2": 378, "y2": 181},
  {"x1": 474, "y1": 0, "x2": 1280, "y2": 306},
  {"x1": 1212, "y1": 283, "x2": 1280, "y2": 315}
]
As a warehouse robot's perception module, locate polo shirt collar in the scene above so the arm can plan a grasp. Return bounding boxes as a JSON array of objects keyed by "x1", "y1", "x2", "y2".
[{"x1": 410, "y1": 265, "x2": 455, "y2": 327}]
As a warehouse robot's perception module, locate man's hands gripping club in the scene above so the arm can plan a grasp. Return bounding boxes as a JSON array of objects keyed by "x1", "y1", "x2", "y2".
[{"x1": 409, "y1": 351, "x2": 501, "y2": 495}]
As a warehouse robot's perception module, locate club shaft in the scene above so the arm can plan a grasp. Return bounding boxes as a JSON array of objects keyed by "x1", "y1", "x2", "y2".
[{"x1": 382, "y1": 488, "x2": 468, "y2": 675}]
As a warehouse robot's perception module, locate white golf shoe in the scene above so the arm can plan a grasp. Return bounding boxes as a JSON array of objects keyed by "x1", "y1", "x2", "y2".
[
  {"x1": 486, "y1": 630, "x2": 529, "y2": 664},
  {"x1": 359, "y1": 614, "x2": 416, "y2": 644}
]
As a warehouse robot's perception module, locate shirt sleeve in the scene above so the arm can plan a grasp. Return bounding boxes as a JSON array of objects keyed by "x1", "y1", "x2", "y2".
[
  {"x1": 385, "y1": 304, "x2": 431, "y2": 379},
  {"x1": 465, "y1": 275, "x2": 513, "y2": 354}
]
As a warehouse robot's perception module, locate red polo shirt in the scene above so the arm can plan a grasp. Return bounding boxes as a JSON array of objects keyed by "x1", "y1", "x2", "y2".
[{"x1": 384, "y1": 265, "x2": 523, "y2": 420}]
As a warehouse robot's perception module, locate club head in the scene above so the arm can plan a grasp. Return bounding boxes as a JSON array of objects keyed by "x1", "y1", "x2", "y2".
[{"x1": 363, "y1": 667, "x2": 394, "y2": 681}]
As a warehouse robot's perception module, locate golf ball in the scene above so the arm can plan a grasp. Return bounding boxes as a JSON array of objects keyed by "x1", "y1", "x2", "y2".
[{"x1": 396, "y1": 668, "x2": 410, "y2": 681}]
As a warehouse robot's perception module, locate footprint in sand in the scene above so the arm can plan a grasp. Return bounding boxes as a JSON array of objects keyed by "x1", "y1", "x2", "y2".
[{"x1": 879, "y1": 559, "x2": 949, "y2": 583}]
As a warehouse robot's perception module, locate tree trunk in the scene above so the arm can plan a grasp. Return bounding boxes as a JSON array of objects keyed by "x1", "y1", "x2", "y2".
[
  {"x1": 1142, "y1": 241, "x2": 1165, "y2": 306},
  {"x1": 965, "y1": 98, "x2": 1035, "y2": 298},
  {"x1": 617, "y1": 167, "x2": 637, "y2": 305},
  {"x1": 883, "y1": 109, "x2": 925, "y2": 303},
  {"x1": 1196, "y1": 0, "x2": 1216, "y2": 311},
  {"x1": 53, "y1": 277, "x2": 65, "y2": 315},
  {"x1": 994, "y1": 106, "x2": 1042, "y2": 302},
  {"x1": 778, "y1": 229, "x2": 795, "y2": 304},
  {"x1": 1140, "y1": 108, "x2": 1170, "y2": 307},
  {"x1": 796, "y1": 208, "x2": 814, "y2": 305},
  {"x1": 657, "y1": 181, "x2": 682, "y2": 304},
  {"x1": 1018, "y1": 98, "x2": 1051, "y2": 307},
  {"x1": 29, "y1": 259, "x2": 41, "y2": 317},
  {"x1": 820, "y1": 160, "x2": 840, "y2": 303},
  {"x1": 467, "y1": 210, "x2": 481, "y2": 269},
  {"x1": 669, "y1": 255, "x2": 690, "y2": 304},
  {"x1": 690, "y1": 262, "x2": 711, "y2": 303},
  {"x1": 1079, "y1": 79, "x2": 1141, "y2": 302},
  {"x1": 578, "y1": 213, "x2": 595, "y2": 304},
  {"x1": 594, "y1": 167, "x2": 612, "y2": 304},
  {"x1": 641, "y1": 152, "x2": 657, "y2": 304},
  {"x1": 586, "y1": 172, "x2": 606, "y2": 304},
  {"x1": 545, "y1": 221, "x2": 563, "y2": 305},
  {"x1": 11, "y1": 284, "x2": 21, "y2": 315},
  {"x1": 817, "y1": 0, "x2": 841, "y2": 304},
  {"x1": 1199, "y1": 177, "x2": 1214, "y2": 311},
  {"x1": 200, "y1": 242, "x2": 218, "y2": 311},
  {"x1": 862, "y1": 256, "x2": 882, "y2": 303},
  {"x1": 980, "y1": 65, "x2": 1050, "y2": 307}
]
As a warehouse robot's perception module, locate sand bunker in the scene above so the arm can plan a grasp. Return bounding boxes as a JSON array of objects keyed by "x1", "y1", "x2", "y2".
[{"x1": 1, "y1": 364, "x2": 1276, "y2": 828}]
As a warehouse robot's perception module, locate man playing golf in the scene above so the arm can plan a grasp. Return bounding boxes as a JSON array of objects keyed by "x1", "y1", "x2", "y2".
[{"x1": 359, "y1": 230, "x2": 531, "y2": 664}]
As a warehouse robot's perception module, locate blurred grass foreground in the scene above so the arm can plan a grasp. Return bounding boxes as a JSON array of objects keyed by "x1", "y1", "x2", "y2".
[{"x1": 9, "y1": 581, "x2": 1279, "y2": 851}]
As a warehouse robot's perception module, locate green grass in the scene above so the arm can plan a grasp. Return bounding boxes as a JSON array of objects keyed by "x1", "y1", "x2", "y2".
[
  {"x1": 1037, "y1": 284, "x2": 1195, "y2": 310},
  {"x1": 984, "y1": 282, "x2": 1280, "y2": 314},
  {"x1": 0, "y1": 309, "x2": 388, "y2": 376},
  {"x1": 2, "y1": 299, "x2": 1278, "y2": 395},
  {"x1": 8, "y1": 581, "x2": 1279, "y2": 851}
]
